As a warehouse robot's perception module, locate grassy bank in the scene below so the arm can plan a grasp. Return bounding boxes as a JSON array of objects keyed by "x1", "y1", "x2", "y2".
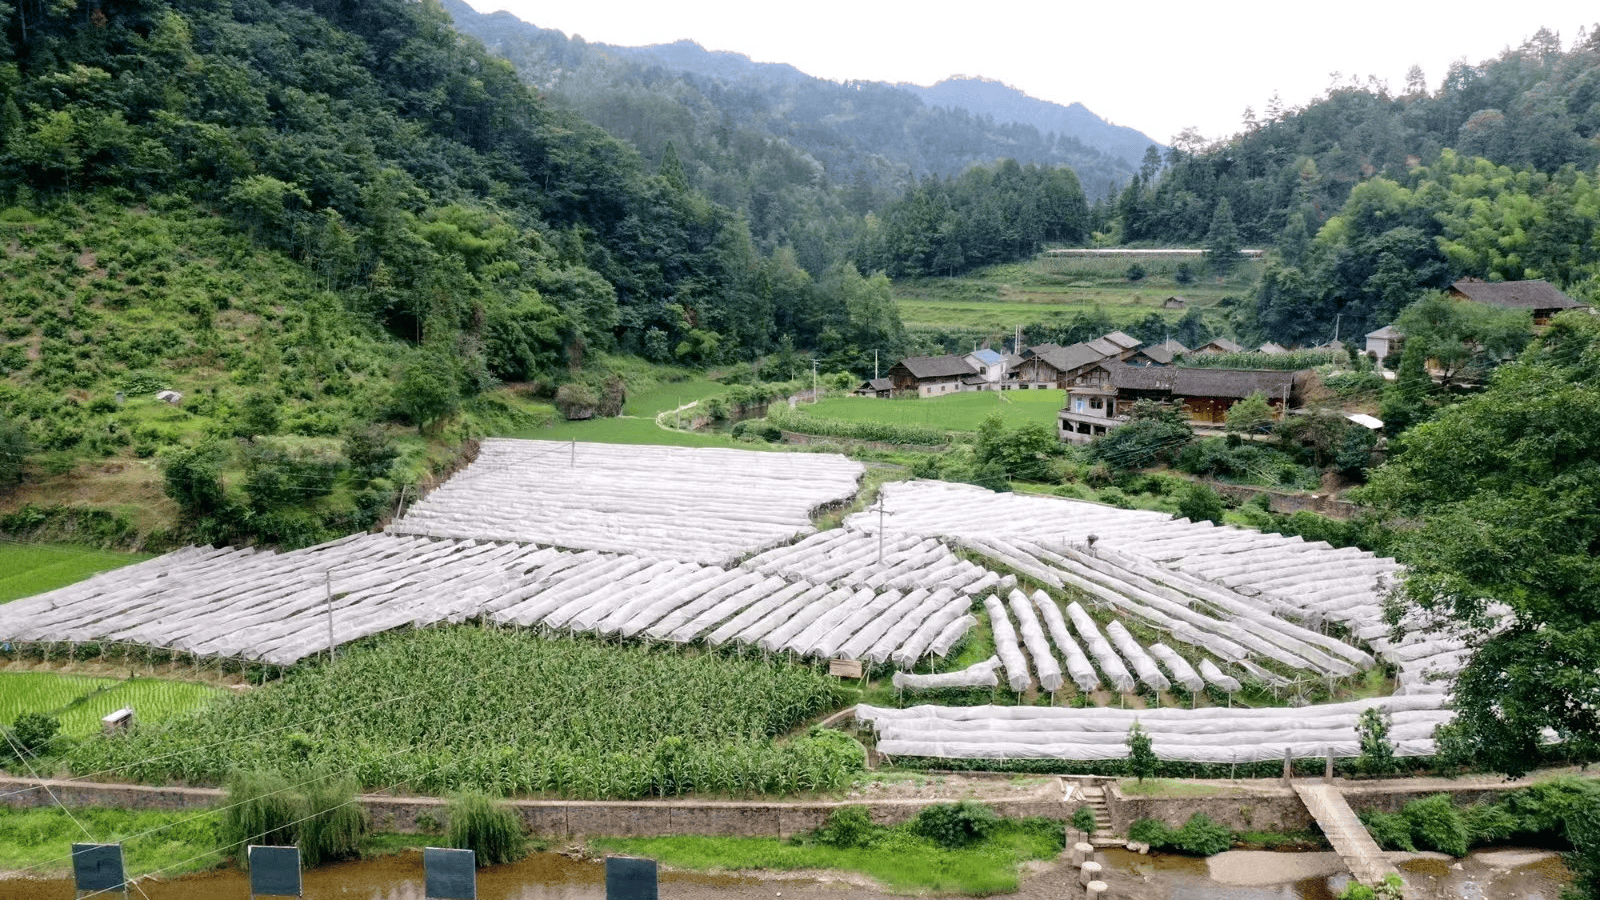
[
  {"x1": 594, "y1": 818, "x2": 1063, "y2": 896},
  {"x1": 806, "y1": 390, "x2": 1065, "y2": 432},
  {"x1": 0, "y1": 806, "x2": 224, "y2": 878},
  {"x1": 0, "y1": 545, "x2": 152, "y2": 603}
]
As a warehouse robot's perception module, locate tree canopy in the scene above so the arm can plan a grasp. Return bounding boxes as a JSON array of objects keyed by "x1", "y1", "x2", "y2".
[{"x1": 1362, "y1": 311, "x2": 1600, "y2": 777}]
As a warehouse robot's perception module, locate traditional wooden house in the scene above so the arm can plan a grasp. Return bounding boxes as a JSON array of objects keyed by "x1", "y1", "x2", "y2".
[
  {"x1": 854, "y1": 377, "x2": 894, "y2": 398},
  {"x1": 1194, "y1": 337, "x2": 1245, "y2": 355},
  {"x1": 1257, "y1": 342, "x2": 1288, "y2": 355},
  {"x1": 1014, "y1": 333, "x2": 1141, "y2": 389},
  {"x1": 1448, "y1": 278, "x2": 1588, "y2": 326},
  {"x1": 886, "y1": 355, "x2": 978, "y2": 397},
  {"x1": 1126, "y1": 339, "x2": 1188, "y2": 366},
  {"x1": 1058, "y1": 366, "x2": 1304, "y2": 442}
]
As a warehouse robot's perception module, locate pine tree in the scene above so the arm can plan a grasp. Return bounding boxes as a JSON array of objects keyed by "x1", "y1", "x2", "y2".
[{"x1": 1204, "y1": 198, "x2": 1242, "y2": 273}]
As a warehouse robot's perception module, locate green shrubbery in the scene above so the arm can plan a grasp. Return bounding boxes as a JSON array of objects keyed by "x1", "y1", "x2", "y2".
[
  {"x1": 1127, "y1": 813, "x2": 1233, "y2": 855},
  {"x1": 766, "y1": 406, "x2": 950, "y2": 446},
  {"x1": 911, "y1": 800, "x2": 1000, "y2": 849},
  {"x1": 446, "y1": 793, "x2": 527, "y2": 867},
  {"x1": 222, "y1": 768, "x2": 366, "y2": 868}
]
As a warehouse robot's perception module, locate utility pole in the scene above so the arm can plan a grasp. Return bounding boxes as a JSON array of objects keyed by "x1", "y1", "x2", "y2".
[
  {"x1": 811, "y1": 358, "x2": 818, "y2": 403},
  {"x1": 325, "y1": 571, "x2": 336, "y2": 664},
  {"x1": 877, "y1": 496, "x2": 886, "y2": 565},
  {"x1": 874, "y1": 349, "x2": 879, "y2": 380},
  {"x1": 570, "y1": 439, "x2": 575, "y2": 469}
]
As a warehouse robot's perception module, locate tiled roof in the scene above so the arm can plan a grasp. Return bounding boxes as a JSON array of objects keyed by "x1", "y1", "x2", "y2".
[
  {"x1": 895, "y1": 355, "x2": 978, "y2": 379},
  {"x1": 1450, "y1": 279, "x2": 1585, "y2": 310},
  {"x1": 1112, "y1": 366, "x2": 1300, "y2": 399}
]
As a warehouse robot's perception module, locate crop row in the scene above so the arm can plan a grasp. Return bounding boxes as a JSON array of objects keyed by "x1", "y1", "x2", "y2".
[{"x1": 65, "y1": 625, "x2": 859, "y2": 798}]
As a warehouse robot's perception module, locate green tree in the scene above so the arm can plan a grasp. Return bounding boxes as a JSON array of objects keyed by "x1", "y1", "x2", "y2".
[
  {"x1": 0, "y1": 414, "x2": 27, "y2": 487},
  {"x1": 1088, "y1": 401, "x2": 1193, "y2": 471},
  {"x1": 1363, "y1": 312, "x2": 1600, "y2": 778},
  {"x1": 1203, "y1": 198, "x2": 1242, "y2": 273},
  {"x1": 1126, "y1": 722, "x2": 1157, "y2": 783},
  {"x1": 1392, "y1": 293, "x2": 1531, "y2": 388},
  {"x1": 161, "y1": 442, "x2": 230, "y2": 519},
  {"x1": 975, "y1": 414, "x2": 1061, "y2": 483},
  {"x1": 1356, "y1": 706, "x2": 1396, "y2": 777},
  {"x1": 1224, "y1": 391, "x2": 1274, "y2": 434},
  {"x1": 394, "y1": 349, "x2": 462, "y2": 434}
]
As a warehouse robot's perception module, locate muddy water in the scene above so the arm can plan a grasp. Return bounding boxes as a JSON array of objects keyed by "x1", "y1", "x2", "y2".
[{"x1": 0, "y1": 846, "x2": 1571, "y2": 900}]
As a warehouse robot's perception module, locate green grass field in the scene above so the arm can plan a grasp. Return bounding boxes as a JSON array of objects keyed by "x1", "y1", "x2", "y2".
[
  {"x1": 0, "y1": 544, "x2": 152, "y2": 603},
  {"x1": 893, "y1": 256, "x2": 1260, "y2": 334},
  {"x1": 505, "y1": 413, "x2": 746, "y2": 447},
  {"x1": 807, "y1": 390, "x2": 1065, "y2": 432},
  {"x1": 0, "y1": 673, "x2": 226, "y2": 737}
]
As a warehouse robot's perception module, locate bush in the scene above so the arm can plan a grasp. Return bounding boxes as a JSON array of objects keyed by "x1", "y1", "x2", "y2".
[
  {"x1": 221, "y1": 768, "x2": 366, "y2": 867},
  {"x1": 1071, "y1": 806, "x2": 1097, "y2": 833},
  {"x1": 910, "y1": 800, "x2": 998, "y2": 849},
  {"x1": 1404, "y1": 794, "x2": 1469, "y2": 857},
  {"x1": 446, "y1": 792, "x2": 526, "y2": 867},
  {"x1": 817, "y1": 805, "x2": 878, "y2": 849},
  {"x1": 5, "y1": 712, "x2": 60, "y2": 759},
  {"x1": 1128, "y1": 814, "x2": 1231, "y2": 856},
  {"x1": 1175, "y1": 482, "x2": 1224, "y2": 524},
  {"x1": 1359, "y1": 809, "x2": 1415, "y2": 851},
  {"x1": 553, "y1": 383, "x2": 598, "y2": 420}
]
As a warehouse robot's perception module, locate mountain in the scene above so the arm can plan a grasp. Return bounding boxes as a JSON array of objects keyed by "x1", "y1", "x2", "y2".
[
  {"x1": 442, "y1": 1, "x2": 1143, "y2": 204},
  {"x1": 900, "y1": 76, "x2": 1163, "y2": 167}
]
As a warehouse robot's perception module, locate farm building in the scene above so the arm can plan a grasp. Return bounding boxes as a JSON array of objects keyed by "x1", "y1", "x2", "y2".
[
  {"x1": 1193, "y1": 337, "x2": 1244, "y2": 354},
  {"x1": 1365, "y1": 325, "x2": 1403, "y2": 359},
  {"x1": 854, "y1": 377, "x2": 893, "y2": 398},
  {"x1": 962, "y1": 348, "x2": 1009, "y2": 390},
  {"x1": 886, "y1": 355, "x2": 978, "y2": 396},
  {"x1": 1126, "y1": 339, "x2": 1188, "y2": 366},
  {"x1": 1257, "y1": 342, "x2": 1288, "y2": 355},
  {"x1": 1013, "y1": 333, "x2": 1140, "y2": 389},
  {"x1": 1058, "y1": 366, "x2": 1304, "y2": 441},
  {"x1": 1449, "y1": 278, "x2": 1588, "y2": 325}
]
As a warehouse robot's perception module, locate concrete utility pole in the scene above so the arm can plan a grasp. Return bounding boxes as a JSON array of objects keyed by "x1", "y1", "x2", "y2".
[
  {"x1": 325, "y1": 571, "x2": 335, "y2": 664},
  {"x1": 877, "y1": 496, "x2": 886, "y2": 565},
  {"x1": 874, "y1": 349, "x2": 879, "y2": 380}
]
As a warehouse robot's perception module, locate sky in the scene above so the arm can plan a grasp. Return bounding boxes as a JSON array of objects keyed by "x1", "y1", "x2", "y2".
[{"x1": 463, "y1": 0, "x2": 1595, "y2": 147}]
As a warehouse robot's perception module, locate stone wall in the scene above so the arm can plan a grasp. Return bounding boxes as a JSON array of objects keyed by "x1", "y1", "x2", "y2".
[
  {"x1": 0, "y1": 777, "x2": 1066, "y2": 839},
  {"x1": 1107, "y1": 778, "x2": 1537, "y2": 835}
]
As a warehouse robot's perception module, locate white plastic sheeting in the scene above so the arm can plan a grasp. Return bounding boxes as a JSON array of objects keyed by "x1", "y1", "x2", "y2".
[
  {"x1": 1107, "y1": 622, "x2": 1171, "y2": 693},
  {"x1": 1007, "y1": 589, "x2": 1062, "y2": 692},
  {"x1": 982, "y1": 595, "x2": 1032, "y2": 692},
  {"x1": 1198, "y1": 659, "x2": 1243, "y2": 693},
  {"x1": 1148, "y1": 643, "x2": 1204, "y2": 693},
  {"x1": 390, "y1": 439, "x2": 864, "y2": 565},
  {"x1": 1032, "y1": 592, "x2": 1099, "y2": 692},
  {"x1": 893, "y1": 656, "x2": 1001, "y2": 691},
  {"x1": 1065, "y1": 602, "x2": 1135, "y2": 692},
  {"x1": 858, "y1": 695, "x2": 1452, "y2": 762}
]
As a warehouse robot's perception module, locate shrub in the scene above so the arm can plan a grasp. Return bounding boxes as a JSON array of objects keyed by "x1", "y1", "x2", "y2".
[
  {"x1": 553, "y1": 383, "x2": 598, "y2": 420},
  {"x1": 910, "y1": 800, "x2": 998, "y2": 849},
  {"x1": 5, "y1": 712, "x2": 60, "y2": 759},
  {"x1": 1126, "y1": 722, "x2": 1156, "y2": 782},
  {"x1": 817, "y1": 805, "x2": 878, "y2": 849},
  {"x1": 1175, "y1": 482, "x2": 1224, "y2": 524},
  {"x1": 1355, "y1": 707, "x2": 1396, "y2": 777},
  {"x1": 1127, "y1": 818, "x2": 1171, "y2": 846},
  {"x1": 1403, "y1": 794, "x2": 1468, "y2": 857},
  {"x1": 447, "y1": 792, "x2": 526, "y2": 867},
  {"x1": 1070, "y1": 806, "x2": 1097, "y2": 833},
  {"x1": 1171, "y1": 813, "x2": 1232, "y2": 856},
  {"x1": 221, "y1": 768, "x2": 366, "y2": 867}
]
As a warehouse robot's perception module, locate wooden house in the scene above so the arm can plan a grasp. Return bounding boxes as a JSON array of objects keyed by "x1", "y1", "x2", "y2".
[
  {"x1": 1449, "y1": 279, "x2": 1587, "y2": 326},
  {"x1": 1059, "y1": 366, "x2": 1304, "y2": 441},
  {"x1": 1193, "y1": 337, "x2": 1245, "y2": 355},
  {"x1": 854, "y1": 377, "x2": 894, "y2": 398},
  {"x1": 886, "y1": 355, "x2": 978, "y2": 397},
  {"x1": 1365, "y1": 325, "x2": 1403, "y2": 359}
]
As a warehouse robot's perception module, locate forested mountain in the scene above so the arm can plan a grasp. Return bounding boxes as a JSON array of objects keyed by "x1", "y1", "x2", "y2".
[
  {"x1": 0, "y1": 0, "x2": 905, "y2": 545},
  {"x1": 1100, "y1": 28, "x2": 1600, "y2": 346},
  {"x1": 899, "y1": 76, "x2": 1160, "y2": 167},
  {"x1": 440, "y1": 0, "x2": 1143, "y2": 261}
]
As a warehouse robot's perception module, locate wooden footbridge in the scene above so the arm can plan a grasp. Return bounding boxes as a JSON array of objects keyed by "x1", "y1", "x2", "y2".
[{"x1": 1294, "y1": 782, "x2": 1413, "y2": 897}]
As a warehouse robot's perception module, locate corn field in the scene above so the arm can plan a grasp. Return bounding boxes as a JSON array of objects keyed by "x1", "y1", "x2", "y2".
[{"x1": 66, "y1": 626, "x2": 859, "y2": 798}]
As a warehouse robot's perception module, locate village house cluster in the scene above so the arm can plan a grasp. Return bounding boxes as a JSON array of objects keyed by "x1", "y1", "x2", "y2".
[{"x1": 861, "y1": 279, "x2": 1587, "y2": 446}]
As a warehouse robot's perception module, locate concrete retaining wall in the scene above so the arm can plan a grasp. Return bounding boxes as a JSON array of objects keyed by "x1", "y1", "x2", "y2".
[{"x1": 0, "y1": 777, "x2": 1066, "y2": 839}]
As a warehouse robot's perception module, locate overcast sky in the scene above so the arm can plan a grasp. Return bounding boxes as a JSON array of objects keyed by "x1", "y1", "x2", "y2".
[{"x1": 463, "y1": 1, "x2": 1594, "y2": 146}]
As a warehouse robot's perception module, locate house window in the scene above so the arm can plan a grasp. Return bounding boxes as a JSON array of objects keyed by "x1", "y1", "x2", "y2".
[{"x1": 1089, "y1": 397, "x2": 1104, "y2": 411}]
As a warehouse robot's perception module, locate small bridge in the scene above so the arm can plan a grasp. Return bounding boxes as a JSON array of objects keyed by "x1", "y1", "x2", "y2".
[{"x1": 1294, "y1": 782, "x2": 1411, "y2": 896}]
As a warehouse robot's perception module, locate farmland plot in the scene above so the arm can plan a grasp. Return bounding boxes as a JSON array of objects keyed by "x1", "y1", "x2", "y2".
[{"x1": 388, "y1": 439, "x2": 864, "y2": 565}]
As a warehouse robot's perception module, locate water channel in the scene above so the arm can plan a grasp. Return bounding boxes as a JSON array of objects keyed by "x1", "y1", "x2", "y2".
[{"x1": 0, "y1": 846, "x2": 1571, "y2": 900}]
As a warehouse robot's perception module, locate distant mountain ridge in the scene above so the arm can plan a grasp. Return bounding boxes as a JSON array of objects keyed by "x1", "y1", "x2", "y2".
[
  {"x1": 900, "y1": 76, "x2": 1163, "y2": 164},
  {"x1": 443, "y1": 0, "x2": 1153, "y2": 199}
]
